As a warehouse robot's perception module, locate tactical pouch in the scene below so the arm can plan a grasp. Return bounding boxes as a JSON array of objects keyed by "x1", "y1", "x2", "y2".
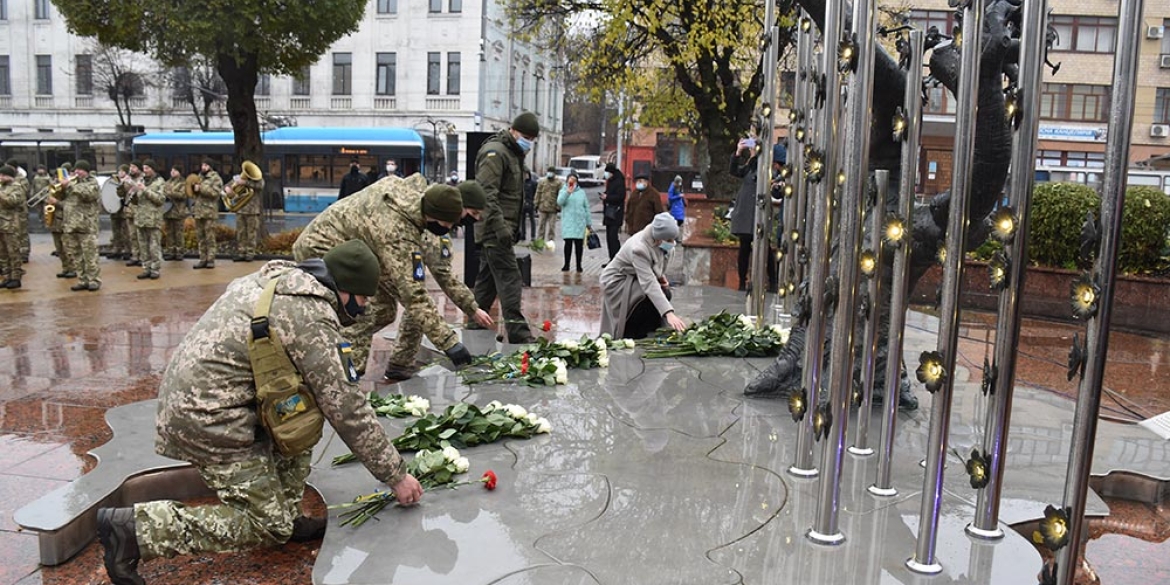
[{"x1": 250, "y1": 278, "x2": 324, "y2": 455}]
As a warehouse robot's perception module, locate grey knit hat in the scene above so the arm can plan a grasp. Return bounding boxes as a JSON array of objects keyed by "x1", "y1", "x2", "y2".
[{"x1": 650, "y1": 212, "x2": 679, "y2": 240}]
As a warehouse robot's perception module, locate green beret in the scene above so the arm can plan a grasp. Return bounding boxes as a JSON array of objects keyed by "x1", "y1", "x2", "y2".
[
  {"x1": 323, "y1": 239, "x2": 380, "y2": 297},
  {"x1": 74, "y1": 160, "x2": 92, "y2": 172},
  {"x1": 511, "y1": 112, "x2": 540, "y2": 138},
  {"x1": 422, "y1": 184, "x2": 463, "y2": 223},
  {"x1": 457, "y1": 180, "x2": 487, "y2": 210},
  {"x1": 0, "y1": 165, "x2": 16, "y2": 178},
  {"x1": 118, "y1": 164, "x2": 130, "y2": 173},
  {"x1": 546, "y1": 166, "x2": 557, "y2": 173}
]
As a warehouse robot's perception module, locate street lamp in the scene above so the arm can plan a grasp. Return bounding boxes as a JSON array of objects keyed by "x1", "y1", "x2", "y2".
[{"x1": 422, "y1": 117, "x2": 455, "y2": 182}]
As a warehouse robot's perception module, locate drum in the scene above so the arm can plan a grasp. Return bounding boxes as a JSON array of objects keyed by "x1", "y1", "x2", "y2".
[
  {"x1": 162, "y1": 199, "x2": 175, "y2": 215},
  {"x1": 100, "y1": 180, "x2": 122, "y2": 214}
]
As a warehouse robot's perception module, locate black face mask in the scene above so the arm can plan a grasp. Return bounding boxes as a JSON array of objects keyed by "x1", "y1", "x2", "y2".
[
  {"x1": 344, "y1": 294, "x2": 366, "y2": 319},
  {"x1": 426, "y1": 221, "x2": 451, "y2": 236}
]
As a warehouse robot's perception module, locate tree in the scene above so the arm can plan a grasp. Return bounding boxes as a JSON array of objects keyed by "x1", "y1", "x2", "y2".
[
  {"x1": 507, "y1": 0, "x2": 799, "y2": 200},
  {"x1": 53, "y1": 0, "x2": 367, "y2": 163},
  {"x1": 90, "y1": 42, "x2": 150, "y2": 129},
  {"x1": 166, "y1": 57, "x2": 226, "y2": 132}
]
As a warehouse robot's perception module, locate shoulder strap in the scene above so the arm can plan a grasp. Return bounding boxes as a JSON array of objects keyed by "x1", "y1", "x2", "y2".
[{"x1": 249, "y1": 278, "x2": 300, "y2": 395}]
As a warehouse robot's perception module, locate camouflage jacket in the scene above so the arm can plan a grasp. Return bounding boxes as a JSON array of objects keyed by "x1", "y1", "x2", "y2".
[
  {"x1": 155, "y1": 260, "x2": 407, "y2": 484},
  {"x1": 134, "y1": 175, "x2": 166, "y2": 229},
  {"x1": 59, "y1": 175, "x2": 100, "y2": 234},
  {"x1": 292, "y1": 174, "x2": 462, "y2": 351},
  {"x1": 535, "y1": 177, "x2": 562, "y2": 213},
  {"x1": 163, "y1": 176, "x2": 189, "y2": 220},
  {"x1": 194, "y1": 171, "x2": 223, "y2": 220},
  {"x1": 473, "y1": 130, "x2": 526, "y2": 246},
  {"x1": 231, "y1": 176, "x2": 264, "y2": 215},
  {"x1": 120, "y1": 175, "x2": 143, "y2": 219},
  {"x1": 421, "y1": 233, "x2": 477, "y2": 315},
  {"x1": 0, "y1": 181, "x2": 25, "y2": 233},
  {"x1": 31, "y1": 174, "x2": 51, "y2": 202}
]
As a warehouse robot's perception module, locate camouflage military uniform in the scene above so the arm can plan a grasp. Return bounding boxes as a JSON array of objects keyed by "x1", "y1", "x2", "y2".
[
  {"x1": 135, "y1": 175, "x2": 166, "y2": 276},
  {"x1": 535, "y1": 175, "x2": 562, "y2": 242},
  {"x1": 388, "y1": 232, "x2": 481, "y2": 369},
  {"x1": 14, "y1": 173, "x2": 30, "y2": 260},
  {"x1": 109, "y1": 179, "x2": 133, "y2": 258},
  {"x1": 0, "y1": 179, "x2": 25, "y2": 282},
  {"x1": 139, "y1": 260, "x2": 406, "y2": 559},
  {"x1": 292, "y1": 174, "x2": 461, "y2": 372},
  {"x1": 233, "y1": 177, "x2": 264, "y2": 260},
  {"x1": 193, "y1": 170, "x2": 223, "y2": 266},
  {"x1": 58, "y1": 175, "x2": 101, "y2": 288},
  {"x1": 162, "y1": 176, "x2": 189, "y2": 259},
  {"x1": 474, "y1": 130, "x2": 534, "y2": 342},
  {"x1": 122, "y1": 174, "x2": 144, "y2": 263},
  {"x1": 47, "y1": 174, "x2": 74, "y2": 273}
]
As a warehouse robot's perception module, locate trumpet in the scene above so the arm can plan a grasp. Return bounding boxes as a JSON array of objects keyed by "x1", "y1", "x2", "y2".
[{"x1": 28, "y1": 187, "x2": 49, "y2": 208}]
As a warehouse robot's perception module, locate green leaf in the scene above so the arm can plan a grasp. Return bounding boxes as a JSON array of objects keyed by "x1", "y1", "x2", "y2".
[{"x1": 438, "y1": 428, "x2": 457, "y2": 439}]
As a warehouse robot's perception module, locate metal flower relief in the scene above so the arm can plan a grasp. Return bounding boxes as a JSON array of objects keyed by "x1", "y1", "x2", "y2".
[
  {"x1": 987, "y1": 207, "x2": 1019, "y2": 243},
  {"x1": 916, "y1": 350, "x2": 946, "y2": 394},
  {"x1": 859, "y1": 249, "x2": 877, "y2": 277},
  {"x1": 936, "y1": 244, "x2": 947, "y2": 266},
  {"x1": 892, "y1": 106, "x2": 908, "y2": 142},
  {"x1": 837, "y1": 35, "x2": 858, "y2": 74},
  {"x1": 804, "y1": 148, "x2": 825, "y2": 183},
  {"x1": 813, "y1": 403, "x2": 833, "y2": 441},
  {"x1": 1067, "y1": 332, "x2": 1086, "y2": 382},
  {"x1": 1032, "y1": 505, "x2": 1072, "y2": 552},
  {"x1": 964, "y1": 448, "x2": 991, "y2": 489},
  {"x1": 788, "y1": 388, "x2": 808, "y2": 423},
  {"x1": 1070, "y1": 273, "x2": 1100, "y2": 320},
  {"x1": 981, "y1": 357, "x2": 998, "y2": 396},
  {"x1": 883, "y1": 215, "x2": 907, "y2": 248},
  {"x1": 988, "y1": 252, "x2": 1010, "y2": 291}
]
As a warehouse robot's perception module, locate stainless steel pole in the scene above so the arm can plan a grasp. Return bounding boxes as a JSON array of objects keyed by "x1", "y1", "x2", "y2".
[
  {"x1": 908, "y1": 0, "x2": 984, "y2": 573},
  {"x1": 781, "y1": 24, "x2": 813, "y2": 318},
  {"x1": 808, "y1": 0, "x2": 878, "y2": 545},
  {"x1": 968, "y1": 0, "x2": 1048, "y2": 540},
  {"x1": 1055, "y1": 0, "x2": 1143, "y2": 581},
  {"x1": 850, "y1": 170, "x2": 887, "y2": 456},
  {"x1": 789, "y1": 4, "x2": 846, "y2": 479},
  {"x1": 751, "y1": 0, "x2": 779, "y2": 322},
  {"x1": 871, "y1": 30, "x2": 924, "y2": 497}
]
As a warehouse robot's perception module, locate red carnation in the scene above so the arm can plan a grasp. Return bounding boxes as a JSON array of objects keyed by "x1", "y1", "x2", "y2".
[
  {"x1": 481, "y1": 470, "x2": 498, "y2": 491},
  {"x1": 520, "y1": 352, "x2": 530, "y2": 375},
  {"x1": 542, "y1": 320, "x2": 552, "y2": 332}
]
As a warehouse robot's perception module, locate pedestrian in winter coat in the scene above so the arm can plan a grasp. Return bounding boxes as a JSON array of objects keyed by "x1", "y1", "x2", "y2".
[
  {"x1": 338, "y1": 161, "x2": 369, "y2": 200},
  {"x1": 729, "y1": 138, "x2": 776, "y2": 291},
  {"x1": 667, "y1": 175, "x2": 686, "y2": 226},
  {"x1": 624, "y1": 174, "x2": 664, "y2": 235},
  {"x1": 600, "y1": 213, "x2": 687, "y2": 339},
  {"x1": 601, "y1": 163, "x2": 626, "y2": 261},
  {"x1": 535, "y1": 166, "x2": 563, "y2": 241},
  {"x1": 556, "y1": 173, "x2": 592, "y2": 272}
]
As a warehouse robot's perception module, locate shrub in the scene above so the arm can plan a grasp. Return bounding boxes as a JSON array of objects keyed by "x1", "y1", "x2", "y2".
[
  {"x1": 1118, "y1": 186, "x2": 1170, "y2": 275},
  {"x1": 262, "y1": 227, "x2": 303, "y2": 255},
  {"x1": 1028, "y1": 183, "x2": 1100, "y2": 270}
]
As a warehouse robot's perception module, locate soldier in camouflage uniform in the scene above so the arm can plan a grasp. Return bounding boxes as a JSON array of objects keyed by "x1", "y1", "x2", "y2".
[
  {"x1": 383, "y1": 180, "x2": 493, "y2": 381},
  {"x1": 162, "y1": 164, "x2": 189, "y2": 261},
  {"x1": 48, "y1": 160, "x2": 102, "y2": 291},
  {"x1": 293, "y1": 175, "x2": 492, "y2": 375},
  {"x1": 96, "y1": 240, "x2": 423, "y2": 585},
  {"x1": 473, "y1": 112, "x2": 540, "y2": 343},
  {"x1": 123, "y1": 162, "x2": 145, "y2": 266},
  {"x1": 107, "y1": 165, "x2": 132, "y2": 259},
  {"x1": 4, "y1": 159, "x2": 30, "y2": 263},
  {"x1": 230, "y1": 162, "x2": 264, "y2": 262},
  {"x1": 48, "y1": 163, "x2": 76, "y2": 278},
  {"x1": 134, "y1": 160, "x2": 166, "y2": 279},
  {"x1": 0, "y1": 165, "x2": 25, "y2": 288},
  {"x1": 193, "y1": 159, "x2": 223, "y2": 269},
  {"x1": 535, "y1": 166, "x2": 563, "y2": 242}
]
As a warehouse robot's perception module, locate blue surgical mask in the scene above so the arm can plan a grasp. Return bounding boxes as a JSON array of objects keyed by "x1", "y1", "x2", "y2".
[
  {"x1": 636, "y1": 182, "x2": 647, "y2": 191},
  {"x1": 604, "y1": 171, "x2": 612, "y2": 179},
  {"x1": 516, "y1": 137, "x2": 533, "y2": 153},
  {"x1": 659, "y1": 241, "x2": 675, "y2": 253}
]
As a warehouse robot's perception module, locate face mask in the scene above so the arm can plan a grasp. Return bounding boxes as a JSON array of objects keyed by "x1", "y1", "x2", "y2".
[
  {"x1": 547, "y1": 172, "x2": 555, "y2": 179},
  {"x1": 603, "y1": 171, "x2": 612, "y2": 179},
  {"x1": 426, "y1": 221, "x2": 451, "y2": 236},
  {"x1": 659, "y1": 241, "x2": 676, "y2": 253},
  {"x1": 516, "y1": 137, "x2": 533, "y2": 153},
  {"x1": 636, "y1": 182, "x2": 647, "y2": 191},
  {"x1": 386, "y1": 165, "x2": 397, "y2": 173},
  {"x1": 344, "y1": 294, "x2": 366, "y2": 319}
]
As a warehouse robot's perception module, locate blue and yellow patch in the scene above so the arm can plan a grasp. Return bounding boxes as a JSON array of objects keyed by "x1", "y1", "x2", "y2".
[
  {"x1": 337, "y1": 342, "x2": 359, "y2": 382},
  {"x1": 411, "y1": 251, "x2": 425, "y2": 281},
  {"x1": 440, "y1": 236, "x2": 452, "y2": 259}
]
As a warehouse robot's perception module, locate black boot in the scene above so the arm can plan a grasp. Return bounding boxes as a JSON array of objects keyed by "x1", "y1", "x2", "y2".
[
  {"x1": 289, "y1": 515, "x2": 327, "y2": 542},
  {"x1": 5, "y1": 279, "x2": 21, "y2": 289},
  {"x1": 97, "y1": 507, "x2": 144, "y2": 585}
]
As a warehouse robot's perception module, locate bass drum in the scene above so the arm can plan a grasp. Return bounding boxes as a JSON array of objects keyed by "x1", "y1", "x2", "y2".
[{"x1": 100, "y1": 180, "x2": 122, "y2": 214}]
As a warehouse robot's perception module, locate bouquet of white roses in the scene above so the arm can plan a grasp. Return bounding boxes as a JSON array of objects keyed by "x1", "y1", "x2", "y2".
[
  {"x1": 459, "y1": 353, "x2": 569, "y2": 386},
  {"x1": 367, "y1": 393, "x2": 430, "y2": 418},
  {"x1": 638, "y1": 311, "x2": 790, "y2": 358}
]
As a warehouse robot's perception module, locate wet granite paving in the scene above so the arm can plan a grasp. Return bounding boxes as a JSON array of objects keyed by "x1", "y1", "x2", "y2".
[{"x1": 2, "y1": 231, "x2": 1168, "y2": 584}]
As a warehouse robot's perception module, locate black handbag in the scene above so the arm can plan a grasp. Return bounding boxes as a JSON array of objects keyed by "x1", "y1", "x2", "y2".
[{"x1": 586, "y1": 227, "x2": 601, "y2": 250}]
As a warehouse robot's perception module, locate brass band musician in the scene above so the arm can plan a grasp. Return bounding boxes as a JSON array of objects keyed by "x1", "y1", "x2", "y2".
[{"x1": 224, "y1": 161, "x2": 264, "y2": 262}]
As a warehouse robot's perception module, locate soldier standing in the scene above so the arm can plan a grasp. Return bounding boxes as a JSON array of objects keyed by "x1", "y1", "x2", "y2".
[
  {"x1": 107, "y1": 165, "x2": 132, "y2": 259},
  {"x1": 134, "y1": 160, "x2": 166, "y2": 279},
  {"x1": 4, "y1": 159, "x2": 30, "y2": 263},
  {"x1": 230, "y1": 162, "x2": 264, "y2": 262},
  {"x1": 162, "y1": 164, "x2": 189, "y2": 261},
  {"x1": 96, "y1": 240, "x2": 423, "y2": 585},
  {"x1": 0, "y1": 165, "x2": 25, "y2": 288},
  {"x1": 535, "y1": 166, "x2": 562, "y2": 242},
  {"x1": 123, "y1": 161, "x2": 144, "y2": 266},
  {"x1": 48, "y1": 163, "x2": 76, "y2": 278},
  {"x1": 48, "y1": 160, "x2": 101, "y2": 291},
  {"x1": 193, "y1": 159, "x2": 223, "y2": 269},
  {"x1": 292, "y1": 176, "x2": 492, "y2": 375}
]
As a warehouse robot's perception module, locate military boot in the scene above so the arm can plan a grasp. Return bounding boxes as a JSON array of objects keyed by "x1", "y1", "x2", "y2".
[
  {"x1": 97, "y1": 507, "x2": 144, "y2": 585},
  {"x1": 383, "y1": 363, "x2": 417, "y2": 382},
  {"x1": 70, "y1": 283, "x2": 88, "y2": 291},
  {"x1": 289, "y1": 515, "x2": 327, "y2": 542},
  {"x1": 136, "y1": 271, "x2": 152, "y2": 280},
  {"x1": 5, "y1": 279, "x2": 21, "y2": 289},
  {"x1": 193, "y1": 261, "x2": 208, "y2": 269},
  {"x1": 56, "y1": 271, "x2": 77, "y2": 278}
]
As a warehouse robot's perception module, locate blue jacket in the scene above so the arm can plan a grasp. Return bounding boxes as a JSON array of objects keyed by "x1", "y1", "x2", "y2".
[
  {"x1": 667, "y1": 183, "x2": 685, "y2": 221},
  {"x1": 556, "y1": 184, "x2": 592, "y2": 239}
]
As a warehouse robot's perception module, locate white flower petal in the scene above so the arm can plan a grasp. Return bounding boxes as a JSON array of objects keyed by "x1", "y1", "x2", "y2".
[
  {"x1": 454, "y1": 456, "x2": 470, "y2": 473},
  {"x1": 442, "y1": 446, "x2": 461, "y2": 462},
  {"x1": 536, "y1": 418, "x2": 551, "y2": 434}
]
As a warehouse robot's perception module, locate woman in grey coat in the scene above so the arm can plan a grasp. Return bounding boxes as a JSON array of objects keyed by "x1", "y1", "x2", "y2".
[
  {"x1": 600, "y1": 213, "x2": 688, "y2": 339},
  {"x1": 728, "y1": 138, "x2": 777, "y2": 292}
]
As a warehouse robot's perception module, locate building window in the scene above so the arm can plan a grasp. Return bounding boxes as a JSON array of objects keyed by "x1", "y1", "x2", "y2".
[
  {"x1": 376, "y1": 0, "x2": 397, "y2": 14},
  {"x1": 75, "y1": 54, "x2": 93, "y2": 95},
  {"x1": 427, "y1": 52, "x2": 441, "y2": 95},
  {"x1": 449, "y1": 0, "x2": 462, "y2": 12},
  {"x1": 0, "y1": 56, "x2": 10, "y2": 96},
  {"x1": 1050, "y1": 16, "x2": 1117, "y2": 54},
  {"x1": 376, "y1": 52, "x2": 397, "y2": 95},
  {"x1": 1, "y1": 0, "x2": 7, "y2": 21},
  {"x1": 446, "y1": 52, "x2": 460, "y2": 95},
  {"x1": 332, "y1": 53, "x2": 352, "y2": 95},
  {"x1": 1156, "y1": 88, "x2": 1170, "y2": 124},
  {"x1": 293, "y1": 66, "x2": 311, "y2": 96},
  {"x1": 908, "y1": 10, "x2": 956, "y2": 36},
  {"x1": 256, "y1": 74, "x2": 271, "y2": 96},
  {"x1": 34, "y1": 0, "x2": 49, "y2": 19},
  {"x1": 1064, "y1": 151, "x2": 1105, "y2": 168},
  {"x1": 429, "y1": 0, "x2": 442, "y2": 13},
  {"x1": 36, "y1": 54, "x2": 52, "y2": 95},
  {"x1": 1039, "y1": 83, "x2": 1109, "y2": 122}
]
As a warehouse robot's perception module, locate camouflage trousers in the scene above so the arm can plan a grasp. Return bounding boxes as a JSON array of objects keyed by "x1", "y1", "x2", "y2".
[
  {"x1": 195, "y1": 218, "x2": 217, "y2": 262},
  {"x1": 342, "y1": 277, "x2": 399, "y2": 374},
  {"x1": 51, "y1": 231, "x2": 74, "y2": 271},
  {"x1": 17, "y1": 209, "x2": 29, "y2": 258},
  {"x1": 0, "y1": 232, "x2": 23, "y2": 280},
  {"x1": 538, "y1": 212, "x2": 558, "y2": 242},
  {"x1": 388, "y1": 303, "x2": 429, "y2": 369},
  {"x1": 236, "y1": 213, "x2": 260, "y2": 257},
  {"x1": 164, "y1": 218, "x2": 185, "y2": 257},
  {"x1": 137, "y1": 227, "x2": 162, "y2": 274},
  {"x1": 110, "y1": 215, "x2": 132, "y2": 256},
  {"x1": 135, "y1": 450, "x2": 311, "y2": 560},
  {"x1": 63, "y1": 232, "x2": 100, "y2": 285}
]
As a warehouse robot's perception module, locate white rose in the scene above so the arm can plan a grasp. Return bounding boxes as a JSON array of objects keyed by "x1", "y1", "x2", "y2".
[
  {"x1": 442, "y1": 446, "x2": 461, "y2": 462},
  {"x1": 526, "y1": 412, "x2": 541, "y2": 425},
  {"x1": 595, "y1": 337, "x2": 607, "y2": 351},
  {"x1": 598, "y1": 355, "x2": 609, "y2": 368},
  {"x1": 505, "y1": 404, "x2": 528, "y2": 419},
  {"x1": 407, "y1": 405, "x2": 426, "y2": 417},
  {"x1": 536, "y1": 417, "x2": 551, "y2": 434},
  {"x1": 562, "y1": 340, "x2": 579, "y2": 351},
  {"x1": 484, "y1": 400, "x2": 503, "y2": 413},
  {"x1": 622, "y1": 339, "x2": 637, "y2": 349},
  {"x1": 738, "y1": 314, "x2": 754, "y2": 328},
  {"x1": 454, "y1": 456, "x2": 470, "y2": 473},
  {"x1": 546, "y1": 240, "x2": 556, "y2": 251},
  {"x1": 556, "y1": 369, "x2": 568, "y2": 385}
]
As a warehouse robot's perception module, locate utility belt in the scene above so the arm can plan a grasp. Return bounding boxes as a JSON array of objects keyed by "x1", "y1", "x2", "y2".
[{"x1": 250, "y1": 277, "x2": 324, "y2": 455}]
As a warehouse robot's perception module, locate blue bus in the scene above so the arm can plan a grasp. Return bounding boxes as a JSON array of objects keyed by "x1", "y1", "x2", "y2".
[{"x1": 132, "y1": 127, "x2": 426, "y2": 212}]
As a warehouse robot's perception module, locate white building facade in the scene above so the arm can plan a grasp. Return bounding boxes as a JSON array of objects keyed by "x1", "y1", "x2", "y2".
[{"x1": 0, "y1": 0, "x2": 564, "y2": 175}]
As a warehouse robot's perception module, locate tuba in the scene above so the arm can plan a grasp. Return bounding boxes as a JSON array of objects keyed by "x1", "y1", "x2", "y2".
[{"x1": 222, "y1": 160, "x2": 261, "y2": 212}]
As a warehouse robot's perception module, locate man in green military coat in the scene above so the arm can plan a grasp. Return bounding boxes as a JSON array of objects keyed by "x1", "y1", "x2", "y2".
[
  {"x1": 48, "y1": 160, "x2": 102, "y2": 291},
  {"x1": 134, "y1": 160, "x2": 167, "y2": 279}
]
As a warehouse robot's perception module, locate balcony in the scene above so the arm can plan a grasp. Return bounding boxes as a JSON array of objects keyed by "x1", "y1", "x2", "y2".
[
  {"x1": 34, "y1": 96, "x2": 54, "y2": 108},
  {"x1": 0, "y1": 96, "x2": 11, "y2": 108},
  {"x1": 330, "y1": 97, "x2": 352, "y2": 110},
  {"x1": 290, "y1": 97, "x2": 311, "y2": 110},
  {"x1": 74, "y1": 96, "x2": 93, "y2": 108},
  {"x1": 374, "y1": 96, "x2": 398, "y2": 110},
  {"x1": 425, "y1": 96, "x2": 461, "y2": 111},
  {"x1": 128, "y1": 97, "x2": 147, "y2": 109},
  {"x1": 171, "y1": 97, "x2": 188, "y2": 109},
  {"x1": 255, "y1": 97, "x2": 271, "y2": 110}
]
